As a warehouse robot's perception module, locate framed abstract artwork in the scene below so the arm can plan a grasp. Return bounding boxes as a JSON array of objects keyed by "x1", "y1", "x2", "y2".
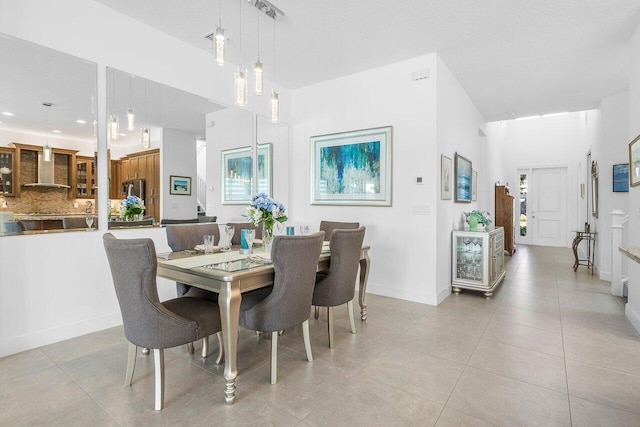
[
  {"x1": 613, "y1": 163, "x2": 629, "y2": 192},
  {"x1": 454, "y1": 153, "x2": 472, "y2": 203},
  {"x1": 630, "y1": 134, "x2": 640, "y2": 187},
  {"x1": 441, "y1": 155, "x2": 452, "y2": 200},
  {"x1": 221, "y1": 143, "x2": 272, "y2": 204},
  {"x1": 169, "y1": 175, "x2": 191, "y2": 195},
  {"x1": 472, "y1": 169, "x2": 478, "y2": 201},
  {"x1": 310, "y1": 126, "x2": 392, "y2": 206}
]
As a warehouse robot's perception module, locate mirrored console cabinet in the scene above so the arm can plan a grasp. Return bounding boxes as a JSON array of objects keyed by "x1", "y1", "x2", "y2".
[{"x1": 452, "y1": 227, "x2": 506, "y2": 297}]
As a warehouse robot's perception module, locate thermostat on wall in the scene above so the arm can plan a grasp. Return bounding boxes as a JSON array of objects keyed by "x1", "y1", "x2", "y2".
[{"x1": 416, "y1": 177, "x2": 424, "y2": 184}]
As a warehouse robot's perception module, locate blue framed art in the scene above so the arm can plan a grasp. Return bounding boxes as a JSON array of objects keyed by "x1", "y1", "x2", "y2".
[
  {"x1": 454, "y1": 152, "x2": 472, "y2": 203},
  {"x1": 221, "y1": 144, "x2": 272, "y2": 204},
  {"x1": 311, "y1": 126, "x2": 392, "y2": 206},
  {"x1": 613, "y1": 163, "x2": 629, "y2": 192}
]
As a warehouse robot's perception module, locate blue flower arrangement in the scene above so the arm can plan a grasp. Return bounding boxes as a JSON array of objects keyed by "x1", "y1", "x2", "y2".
[
  {"x1": 245, "y1": 193, "x2": 287, "y2": 230},
  {"x1": 120, "y1": 195, "x2": 145, "y2": 219}
]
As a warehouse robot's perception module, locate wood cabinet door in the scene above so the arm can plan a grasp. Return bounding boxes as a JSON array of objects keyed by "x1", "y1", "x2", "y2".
[{"x1": 121, "y1": 159, "x2": 130, "y2": 182}]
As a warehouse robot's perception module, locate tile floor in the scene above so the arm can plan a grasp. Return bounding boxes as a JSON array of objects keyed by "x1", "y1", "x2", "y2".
[{"x1": 2, "y1": 245, "x2": 640, "y2": 426}]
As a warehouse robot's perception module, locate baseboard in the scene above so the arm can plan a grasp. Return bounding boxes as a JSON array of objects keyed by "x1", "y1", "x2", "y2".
[
  {"x1": 0, "y1": 312, "x2": 123, "y2": 358},
  {"x1": 626, "y1": 303, "x2": 640, "y2": 335},
  {"x1": 366, "y1": 281, "x2": 438, "y2": 306},
  {"x1": 599, "y1": 270, "x2": 611, "y2": 282}
]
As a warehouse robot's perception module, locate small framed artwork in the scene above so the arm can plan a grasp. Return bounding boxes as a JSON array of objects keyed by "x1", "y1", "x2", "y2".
[
  {"x1": 591, "y1": 161, "x2": 598, "y2": 218},
  {"x1": 311, "y1": 126, "x2": 392, "y2": 206},
  {"x1": 441, "y1": 155, "x2": 452, "y2": 200},
  {"x1": 472, "y1": 170, "x2": 478, "y2": 201},
  {"x1": 613, "y1": 163, "x2": 629, "y2": 192},
  {"x1": 630, "y1": 134, "x2": 640, "y2": 187},
  {"x1": 454, "y1": 152, "x2": 472, "y2": 203},
  {"x1": 169, "y1": 175, "x2": 191, "y2": 195}
]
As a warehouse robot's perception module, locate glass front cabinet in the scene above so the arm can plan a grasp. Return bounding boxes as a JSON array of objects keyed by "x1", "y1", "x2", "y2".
[
  {"x1": 0, "y1": 147, "x2": 15, "y2": 196},
  {"x1": 452, "y1": 227, "x2": 506, "y2": 297}
]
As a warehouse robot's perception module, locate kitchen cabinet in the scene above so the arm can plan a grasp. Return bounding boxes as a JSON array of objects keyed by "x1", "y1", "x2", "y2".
[
  {"x1": 120, "y1": 159, "x2": 130, "y2": 182},
  {"x1": 495, "y1": 185, "x2": 516, "y2": 255},
  {"x1": 0, "y1": 146, "x2": 16, "y2": 196},
  {"x1": 75, "y1": 155, "x2": 96, "y2": 199},
  {"x1": 452, "y1": 227, "x2": 506, "y2": 297},
  {"x1": 116, "y1": 149, "x2": 160, "y2": 222},
  {"x1": 110, "y1": 160, "x2": 121, "y2": 199}
]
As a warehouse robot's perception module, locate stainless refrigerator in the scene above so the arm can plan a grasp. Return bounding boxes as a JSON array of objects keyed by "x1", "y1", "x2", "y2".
[{"x1": 122, "y1": 179, "x2": 146, "y2": 205}]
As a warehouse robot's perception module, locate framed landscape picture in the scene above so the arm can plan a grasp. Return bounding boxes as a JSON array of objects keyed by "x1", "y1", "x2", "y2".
[
  {"x1": 454, "y1": 153, "x2": 472, "y2": 203},
  {"x1": 613, "y1": 163, "x2": 629, "y2": 192},
  {"x1": 311, "y1": 126, "x2": 392, "y2": 206},
  {"x1": 441, "y1": 154, "x2": 452, "y2": 200},
  {"x1": 169, "y1": 175, "x2": 191, "y2": 195}
]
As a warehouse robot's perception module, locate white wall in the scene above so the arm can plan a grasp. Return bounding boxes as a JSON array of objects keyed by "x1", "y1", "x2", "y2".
[
  {"x1": 291, "y1": 54, "x2": 439, "y2": 304},
  {"x1": 625, "y1": 23, "x2": 640, "y2": 332},
  {"x1": 435, "y1": 56, "x2": 488, "y2": 303},
  {"x1": 596, "y1": 92, "x2": 630, "y2": 281},
  {"x1": 486, "y1": 111, "x2": 597, "y2": 248},
  {"x1": 162, "y1": 128, "x2": 198, "y2": 219}
]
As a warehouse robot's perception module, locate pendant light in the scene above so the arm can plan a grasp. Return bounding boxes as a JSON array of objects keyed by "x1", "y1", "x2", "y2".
[
  {"x1": 110, "y1": 70, "x2": 119, "y2": 140},
  {"x1": 141, "y1": 80, "x2": 150, "y2": 148},
  {"x1": 254, "y1": 6, "x2": 263, "y2": 96},
  {"x1": 235, "y1": 0, "x2": 247, "y2": 106},
  {"x1": 270, "y1": 18, "x2": 279, "y2": 123},
  {"x1": 42, "y1": 102, "x2": 52, "y2": 162},
  {"x1": 215, "y1": 0, "x2": 226, "y2": 66},
  {"x1": 127, "y1": 75, "x2": 135, "y2": 131}
]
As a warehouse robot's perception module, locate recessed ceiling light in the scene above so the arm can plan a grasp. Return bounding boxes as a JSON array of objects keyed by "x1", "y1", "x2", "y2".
[
  {"x1": 2, "y1": 112, "x2": 14, "y2": 116},
  {"x1": 52, "y1": 130, "x2": 62, "y2": 133},
  {"x1": 76, "y1": 119, "x2": 86, "y2": 124},
  {"x1": 119, "y1": 133, "x2": 127, "y2": 137}
]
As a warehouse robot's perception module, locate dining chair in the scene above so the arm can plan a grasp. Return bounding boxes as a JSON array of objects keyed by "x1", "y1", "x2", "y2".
[
  {"x1": 108, "y1": 219, "x2": 154, "y2": 228},
  {"x1": 1, "y1": 220, "x2": 25, "y2": 234},
  {"x1": 102, "y1": 233, "x2": 222, "y2": 410},
  {"x1": 198, "y1": 216, "x2": 217, "y2": 223},
  {"x1": 240, "y1": 231, "x2": 324, "y2": 384},
  {"x1": 226, "y1": 222, "x2": 262, "y2": 245},
  {"x1": 160, "y1": 218, "x2": 199, "y2": 225},
  {"x1": 165, "y1": 223, "x2": 224, "y2": 360},
  {"x1": 62, "y1": 216, "x2": 97, "y2": 229},
  {"x1": 313, "y1": 227, "x2": 365, "y2": 348},
  {"x1": 319, "y1": 220, "x2": 360, "y2": 241}
]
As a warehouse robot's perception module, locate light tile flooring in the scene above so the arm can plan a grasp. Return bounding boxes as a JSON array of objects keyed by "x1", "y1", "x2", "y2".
[{"x1": 2, "y1": 245, "x2": 640, "y2": 426}]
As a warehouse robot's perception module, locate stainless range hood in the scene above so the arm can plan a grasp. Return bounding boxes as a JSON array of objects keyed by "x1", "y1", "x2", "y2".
[{"x1": 23, "y1": 151, "x2": 71, "y2": 189}]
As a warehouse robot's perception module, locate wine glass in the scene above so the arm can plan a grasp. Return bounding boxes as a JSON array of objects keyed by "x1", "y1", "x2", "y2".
[
  {"x1": 275, "y1": 222, "x2": 285, "y2": 235},
  {"x1": 299, "y1": 225, "x2": 309, "y2": 235},
  {"x1": 85, "y1": 216, "x2": 94, "y2": 231},
  {"x1": 244, "y1": 229, "x2": 255, "y2": 254},
  {"x1": 223, "y1": 225, "x2": 235, "y2": 251}
]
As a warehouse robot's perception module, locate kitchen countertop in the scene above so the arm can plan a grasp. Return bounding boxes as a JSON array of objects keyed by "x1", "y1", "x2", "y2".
[
  {"x1": 620, "y1": 246, "x2": 640, "y2": 264},
  {"x1": 14, "y1": 213, "x2": 96, "y2": 220}
]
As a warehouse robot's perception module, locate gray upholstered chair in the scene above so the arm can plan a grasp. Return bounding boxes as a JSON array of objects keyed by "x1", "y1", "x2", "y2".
[
  {"x1": 62, "y1": 216, "x2": 97, "y2": 229},
  {"x1": 1, "y1": 220, "x2": 25, "y2": 234},
  {"x1": 240, "y1": 231, "x2": 324, "y2": 384},
  {"x1": 198, "y1": 216, "x2": 217, "y2": 223},
  {"x1": 102, "y1": 233, "x2": 222, "y2": 410},
  {"x1": 319, "y1": 220, "x2": 360, "y2": 241},
  {"x1": 313, "y1": 227, "x2": 365, "y2": 348},
  {"x1": 165, "y1": 223, "x2": 223, "y2": 359},
  {"x1": 226, "y1": 222, "x2": 262, "y2": 245},
  {"x1": 160, "y1": 218, "x2": 199, "y2": 225}
]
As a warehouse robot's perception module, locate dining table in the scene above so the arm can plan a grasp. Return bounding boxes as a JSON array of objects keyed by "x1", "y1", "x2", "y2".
[{"x1": 156, "y1": 243, "x2": 371, "y2": 405}]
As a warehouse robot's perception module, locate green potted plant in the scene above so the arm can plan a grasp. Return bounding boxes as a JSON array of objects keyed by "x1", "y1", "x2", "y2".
[{"x1": 464, "y1": 210, "x2": 492, "y2": 231}]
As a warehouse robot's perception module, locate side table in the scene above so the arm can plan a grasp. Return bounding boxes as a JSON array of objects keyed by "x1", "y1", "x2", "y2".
[{"x1": 572, "y1": 230, "x2": 596, "y2": 274}]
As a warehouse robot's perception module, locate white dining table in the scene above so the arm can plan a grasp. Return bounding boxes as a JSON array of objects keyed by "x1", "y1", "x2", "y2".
[{"x1": 156, "y1": 245, "x2": 371, "y2": 405}]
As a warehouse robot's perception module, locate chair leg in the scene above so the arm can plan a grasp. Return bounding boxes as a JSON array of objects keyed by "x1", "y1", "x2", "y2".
[
  {"x1": 270, "y1": 331, "x2": 278, "y2": 385},
  {"x1": 215, "y1": 332, "x2": 224, "y2": 365},
  {"x1": 302, "y1": 319, "x2": 313, "y2": 362},
  {"x1": 186, "y1": 342, "x2": 194, "y2": 355},
  {"x1": 347, "y1": 300, "x2": 357, "y2": 334},
  {"x1": 124, "y1": 342, "x2": 137, "y2": 387},
  {"x1": 201, "y1": 336, "x2": 209, "y2": 358},
  {"x1": 141, "y1": 347, "x2": 150, "y2": 356},
  {"x1": 327, "y1": 306, "x2": 335, "y2": 349},
  {"x1": 153, "y1": 349, "x2": 165, "y2": 411},
  {"x1": 314, "y1": 306, "x2": 320, "y2": 319}
]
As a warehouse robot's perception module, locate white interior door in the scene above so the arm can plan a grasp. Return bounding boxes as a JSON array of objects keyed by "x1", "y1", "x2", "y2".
[{"x1": 530, "y1": 167, "x2": 568, "y2": 247}]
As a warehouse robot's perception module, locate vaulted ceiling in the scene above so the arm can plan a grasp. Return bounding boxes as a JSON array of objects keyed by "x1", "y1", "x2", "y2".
[{"x1": 95, "y1": 0, "x2": 640, "y2": 121}]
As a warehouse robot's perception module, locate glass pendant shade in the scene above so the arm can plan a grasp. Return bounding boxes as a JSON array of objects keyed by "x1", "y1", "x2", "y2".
[
  {"x1": 127, "y1": 109, "x2": 135, "y2": 131},
  {"x1": 141, "y1": 127, "x2": 150, "y2": 149},
  {"x1": 254, "y1": 60, "x2": 263, "y2": 95},
  {"x1": 43, "y1": 143, "x2": 51, "y2": 162},
  {"x1": 110, "y1": 115, "x2": 119, "y2": 140},
  {"x1": 235, "y1": 68, "x2": 248, "y2": 106},
  {"x1": 215, "y1": 27, "x2": 225, "y2": 66},
  {"x1": 270, "y1": 90, "x2": 279, "y2": 123}
]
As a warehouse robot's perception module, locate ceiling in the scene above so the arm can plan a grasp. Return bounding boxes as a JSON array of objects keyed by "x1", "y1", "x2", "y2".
[{"x1": 94, "y1": 0, "x2": 640, "y2": 122}]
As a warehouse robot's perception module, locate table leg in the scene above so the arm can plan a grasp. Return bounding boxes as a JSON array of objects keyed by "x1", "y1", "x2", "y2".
[
  {"x1": 572, "y1": 236, "x2": 581, "y2": 271},
  {"x1": 358, "y1": 252, "x2": 371, "y2": 321},
  {"x1": 218, "y1": 283, "x2": 241, "y2": 405}
]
